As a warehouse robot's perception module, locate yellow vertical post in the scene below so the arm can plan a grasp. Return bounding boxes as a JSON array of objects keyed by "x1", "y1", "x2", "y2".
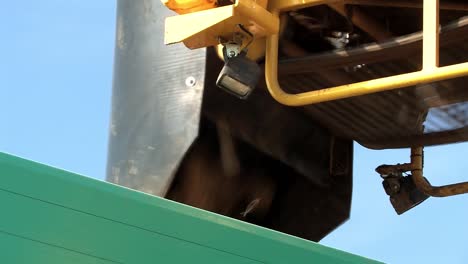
[{"x1": 423, "y1": 0, "x2": 440, "y2": 70}]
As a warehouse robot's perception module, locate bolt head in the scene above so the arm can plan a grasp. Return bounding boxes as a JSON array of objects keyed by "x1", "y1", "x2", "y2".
[{"x1": 185, "y1": 76, "x2": 196, "y2": 87}]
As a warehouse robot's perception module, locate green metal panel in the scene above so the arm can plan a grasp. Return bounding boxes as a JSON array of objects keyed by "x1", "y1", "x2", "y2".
[
  {"x1": 0, "y1": 153, "x2": 380, "y2": 263},
  {"x1": 0, "y1": 231, "x2": 112, "y2": 264}
]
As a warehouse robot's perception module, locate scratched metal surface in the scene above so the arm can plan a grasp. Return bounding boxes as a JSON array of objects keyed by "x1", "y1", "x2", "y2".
[{"x1": 106, "y1": 0, "x2": 206, "y2": 196}]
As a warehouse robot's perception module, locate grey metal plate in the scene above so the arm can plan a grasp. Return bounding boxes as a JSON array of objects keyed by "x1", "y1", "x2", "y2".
[{"x1": 106, "y1": 0, "x2": 206, "y2": 196}]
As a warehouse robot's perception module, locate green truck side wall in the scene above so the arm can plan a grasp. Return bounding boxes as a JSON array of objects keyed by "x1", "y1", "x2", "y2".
[{"x1": 0, "y1": 153, "x2": 380, "y2": 263}]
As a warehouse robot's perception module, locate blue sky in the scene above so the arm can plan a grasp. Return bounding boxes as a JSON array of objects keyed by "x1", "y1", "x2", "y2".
[{"x1": 2, "y1": 2, "x2": 468, "y2": 263}]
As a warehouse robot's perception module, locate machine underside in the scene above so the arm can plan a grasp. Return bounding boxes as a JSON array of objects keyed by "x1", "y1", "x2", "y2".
[
  {"x1": 107, "y1": 1, "x2": 468, "y2": 242},
  {"x1": 167, "y1": 50, "x2": 354, "y2": 241}
]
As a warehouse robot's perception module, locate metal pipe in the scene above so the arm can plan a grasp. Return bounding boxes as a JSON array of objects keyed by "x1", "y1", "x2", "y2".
[{"x1": 411, "y1": 147, "x2": 468, "y2": 197}]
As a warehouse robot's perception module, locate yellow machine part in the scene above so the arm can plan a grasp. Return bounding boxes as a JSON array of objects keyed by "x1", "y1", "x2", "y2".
[
  {"x1": 162, "y1": 0, "x2": 217, "y2": 14},
  {"x1": 163, "y1": 0, "x2": 277, "y2": 49},
  {"x1": 163, "y1": 0, "x2": 468, "y2": 106}
]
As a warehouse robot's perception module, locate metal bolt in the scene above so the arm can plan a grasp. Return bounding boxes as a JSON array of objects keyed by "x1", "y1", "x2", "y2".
[
  {"x1": 228, "y1": 50, "x2": 236, "y2": 58},
  {"x1": 185, "y1": 76, "x2": 196, "y2": 87}
]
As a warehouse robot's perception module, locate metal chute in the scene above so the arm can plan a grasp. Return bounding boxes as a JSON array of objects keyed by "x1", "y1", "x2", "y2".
[{"x1": 106, "y1": 0, "x2": 206, "y2": 196}]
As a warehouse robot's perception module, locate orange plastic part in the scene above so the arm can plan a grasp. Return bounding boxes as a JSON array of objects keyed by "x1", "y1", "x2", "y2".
[{"x1": 162, "y1": 0, "x2": 217, "y2": 14}]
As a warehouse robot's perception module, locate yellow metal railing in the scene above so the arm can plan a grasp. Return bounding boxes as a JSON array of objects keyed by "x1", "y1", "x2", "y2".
[{"x1": 264, "y1": 0, "x2": 468, "y2": 106}]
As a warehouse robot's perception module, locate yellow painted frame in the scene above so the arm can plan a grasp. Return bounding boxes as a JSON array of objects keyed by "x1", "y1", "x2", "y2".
[
  {"x1": 264, "y1": 0, "x2": 468, "y2": 106},
  {"x1": 164, "y1": 0, "x2": 279, "y2": 49}
]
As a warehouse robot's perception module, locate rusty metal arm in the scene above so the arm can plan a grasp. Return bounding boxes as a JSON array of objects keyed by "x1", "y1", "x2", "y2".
[
  {"x1": 264, "y1": 0, "x2": 468, "y2": 106},
  {"x1": 376, "y1": 147, "x2": 468, "y2": 197},
  {"x1": 410, "y1": 147, "x2": 468, "y2": 197}
]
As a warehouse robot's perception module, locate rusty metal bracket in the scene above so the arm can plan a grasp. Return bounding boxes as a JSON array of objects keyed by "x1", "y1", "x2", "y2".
[
  {"x1": 410, "y1": 147, "x2": 468, "y2": 197},
  {"x1": 377, "y1": 147, "x2": 468, "y2": 199},
  {"x1": 380, "y1": 172, "x2": 429, "y2": 215}
]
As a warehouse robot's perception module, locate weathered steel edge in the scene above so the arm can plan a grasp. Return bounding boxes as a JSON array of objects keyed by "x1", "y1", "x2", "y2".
[{"x1": 0, "y1": 152, "x2": 380, "y2": 263}]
